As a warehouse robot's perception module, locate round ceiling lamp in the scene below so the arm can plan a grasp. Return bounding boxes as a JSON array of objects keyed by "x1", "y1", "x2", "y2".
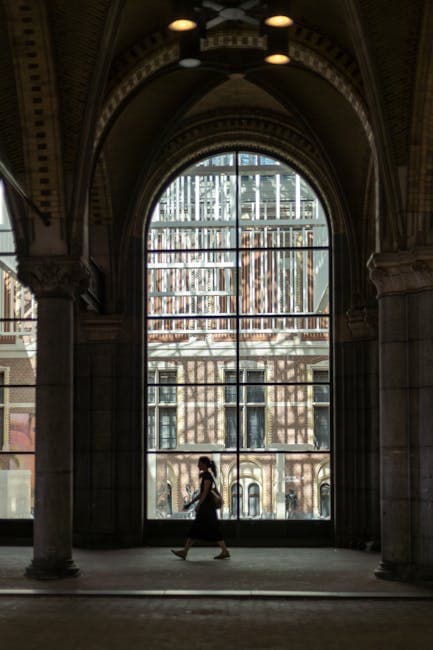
[
  {"x1": 264, "y1": 25, "x2": 290, "y2": 65},
  {"x1": 168, "y1": 1, "x2": 199, "y2": 32},
  {"x1": 264, "y1": 1, "x2": 294, "y2": 28}
]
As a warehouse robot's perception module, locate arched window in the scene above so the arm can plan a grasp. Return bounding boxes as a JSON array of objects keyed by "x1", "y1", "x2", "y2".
[
  {"x1": 0, "y1": 181, "x2": 37, "y2": 519},
  {"x1": 248, "y1": 482, "x2": 260, "y2": 517},
  {"x1": 231, "y1": 482, "x2": 243, "y2": 517},
  {"x1": 145, "y1": 152, "x2": 331, "y2": 526},
  {"x1": 320, "y1": 482, "x2": 330, "y2": 518}
]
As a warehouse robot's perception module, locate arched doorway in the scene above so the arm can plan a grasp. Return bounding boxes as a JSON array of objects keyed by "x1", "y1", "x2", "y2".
[{"x1": 144, "y1": 151, "x2": 331, "y2": 542}]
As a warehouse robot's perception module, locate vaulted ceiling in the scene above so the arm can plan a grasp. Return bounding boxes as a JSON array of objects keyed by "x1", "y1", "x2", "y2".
[{"x1": 0, "y1": 0, "x2": 429, "y2": 306}]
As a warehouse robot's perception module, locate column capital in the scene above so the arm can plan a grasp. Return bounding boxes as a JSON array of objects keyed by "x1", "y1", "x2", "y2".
[
  {"x1": 368, "y1": 247, "x2": 433, "y2": 297},
  {"x1": 17, "y1": 257, "x2": 90, "y2": 299}
]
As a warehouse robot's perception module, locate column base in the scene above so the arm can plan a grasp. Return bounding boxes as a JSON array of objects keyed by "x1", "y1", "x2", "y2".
[
  {"x1": 375, "y1": 560, "x2": 433, "y2": 583},
  {"x1": 25, "y1": 557, "x2": 80, "y2": 581}
]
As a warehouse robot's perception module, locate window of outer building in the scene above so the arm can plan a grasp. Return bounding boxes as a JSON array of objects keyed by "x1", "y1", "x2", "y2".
[
  {"x1": 320, "y1": 482, "x2": 330, "y2": 518},
  {"x1": 231, "y1": 482, "x2": 243, "y2": 517},
  {"x1": 313, "y1": 370, "x2": 330, "y2": 450},
  {"x1": 148, "y1": 370, "x2": 177, "y2": 450},
  {"x1": 225, "y1": 369, "x2": 265, "y2": 449},
  {"x1": 0, "y1": 181, "x2": 37, "y2": 519},
  {"x1": 248, "y1": 482, "x2": 260, "y2": 517},
  {"x1": 145, "y1": 151, "x2": 331, "y2": 522}
]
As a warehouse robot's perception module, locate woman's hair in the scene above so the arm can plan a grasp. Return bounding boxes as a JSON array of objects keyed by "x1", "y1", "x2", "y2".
[{"x1": 199, "y1": 456, "x2": 217, "y2": 477}]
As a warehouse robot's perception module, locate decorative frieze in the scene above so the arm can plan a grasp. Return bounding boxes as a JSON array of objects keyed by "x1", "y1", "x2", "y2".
[{"x1": 368, "y1": 248, "x2": 433, "y2": 296}]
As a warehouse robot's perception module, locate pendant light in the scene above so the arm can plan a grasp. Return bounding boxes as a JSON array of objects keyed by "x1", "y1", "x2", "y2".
[
  {"x1": 264, "y1": 24, "x2": 290, "y2": 65},
  {"x1": 179, "y1": 29, "x2": 202, "y2": 68},
  {"x1": 168, "y1": 1, "x2": 199, "y2": 32},
  {"x1": 263, "y1": 0, "x2": 294, "y2": 28}
]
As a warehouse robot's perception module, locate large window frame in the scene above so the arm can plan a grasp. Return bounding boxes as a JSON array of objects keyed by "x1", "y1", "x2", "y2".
[{"x1": 144, "y1": 151, "x2": 332, "y2": 533}]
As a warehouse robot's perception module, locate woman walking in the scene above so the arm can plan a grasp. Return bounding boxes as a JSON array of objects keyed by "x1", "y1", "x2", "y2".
[{"x1": 171, "y1": 456, "x2": 230, "y2": 560}]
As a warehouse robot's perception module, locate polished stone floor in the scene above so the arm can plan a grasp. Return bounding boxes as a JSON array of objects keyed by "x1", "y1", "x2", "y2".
[{"x1": 1, "y1": 547, "x2": 433, "y2": 649}]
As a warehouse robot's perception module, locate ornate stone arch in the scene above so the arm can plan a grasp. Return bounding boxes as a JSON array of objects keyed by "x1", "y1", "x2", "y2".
[
  {"x1": 95, "y1": 27, "x2": 375, "y2": 156},
  {"x1": 117, "y1": 111, "x2": 355, "y2": 306}
]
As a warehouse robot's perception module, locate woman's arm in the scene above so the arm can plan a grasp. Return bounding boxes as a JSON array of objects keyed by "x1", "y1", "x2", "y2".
[{"x1": 196, "y1": 479, "x2": 212, "y2": 508}]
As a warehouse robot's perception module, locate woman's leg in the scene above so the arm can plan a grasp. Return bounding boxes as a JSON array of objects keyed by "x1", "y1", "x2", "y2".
[
  {"x1": 171, "y1": 537, "x2": 194, "y2": 559},
  {"x1": 214, "y1": 540, "x2": 230, "y2": 559}
]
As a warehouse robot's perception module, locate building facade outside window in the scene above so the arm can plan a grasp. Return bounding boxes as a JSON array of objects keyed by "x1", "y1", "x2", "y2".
[
  {"x1": 148, "y1": 370, "x2": 177, "y2": 449},
  {"x1": 313, "y1": 369, "x2": 330, "y2": 450},
  {"x1": 0, "y1": 181, "x2": 37, "y2": 519},
  {"x1": 145, "y1": 152, "x2": 331, "y2": 522},
  {"x1": 225, "y1": 369, "x2": 265, "y2": 448}
]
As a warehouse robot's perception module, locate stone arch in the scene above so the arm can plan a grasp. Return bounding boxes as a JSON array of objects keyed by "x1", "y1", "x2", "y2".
[
  {"x1": 94, "y1": 28, "x2": 375, "y2": 157},
  {"x1": 117, "y1": 112, "x2": 354, "y2": 306}
]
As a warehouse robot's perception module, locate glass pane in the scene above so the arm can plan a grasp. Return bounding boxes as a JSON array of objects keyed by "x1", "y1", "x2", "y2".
[
  {"x1": 1, "y1": 387, "x2": 36, "y2": 452},
  {"x1": 314, "y1": 407, "x2": 330, "y2": 450},
  {"x1": 148, "y1": 407, "x2": 155, "y2": 449},
  {"x1": 148, "y1": 320, "x2": 236, "y2": 376},
  {"x1": 284, "y1": 453, "x2": 331, "y2": 520},
  {"x1": 313, "y1": 383, "x2": 330, "y2": 402},
  {"x1": 225, "y1": 407, "x2": 238, "y2": 448},
  {"x1": 246, "y1": 407, "x2": 264, "y2": 448},
  {"x1": 313, "y1": 370, "x2": 329, "y2": 402},
  {"x1": 148, "y1": 163, "x2": 236, "y2": 252},
  {"x1": 239, "y1": 316, "x2": 329, "y2": 368},
  {"x1": 0, "y1": 319, "x2": 37, "y2": 337},
  {"x1": 147, "y1": 251, "x2": 237, "y2": 318},
  {"x1": 246, "y1": 371, "x2": 265, "y2": 402},
  {"x1": 224, "y1": 371, "x2": 237, "y2": 402},
  {"x1": 147, "y1": 372, "x2": 155, "y2": 403},
  {"x1": 0, "y1": 328, "x2": 37, "y2": 385},
  {"x1": 159, "y1": 408, "x2": 177, "y2": 449},
  {"x1": 239, "y1": 250, "x2": 329, "y2": 315},
  {"x1": 0, "y1": 453, "x2": 34, "y2": 518},
  {"x1": 147, "y1": 452, "x2": 236, "y2": 520},
  {"x1": 237, "y1": 453, "x2": 331, "y2": 520}
]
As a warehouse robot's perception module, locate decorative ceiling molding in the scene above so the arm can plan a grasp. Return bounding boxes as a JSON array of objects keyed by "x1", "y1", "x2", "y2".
[
  {"x1": 4, "y1": 0, "x2": 66, "y2": 249},
  {"x1": 115, "y1": 110, "x2": 350, "y2": 311},
  {"x1": 95, "y1": 27, "x2": 373, "y2": 155},
  {"x1": 131, "y1": 110, "x2": 346, "y2": 237}
]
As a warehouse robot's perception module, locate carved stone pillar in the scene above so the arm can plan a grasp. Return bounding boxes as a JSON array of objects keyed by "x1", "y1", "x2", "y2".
[
  {"x1": 18, "y1": 258, "x2": 89, "y2": 579},
  {"x1": 337, "y1": 306, "x2": 379, "y2": 548},
  {"x1": 369, "y1": 248, "x2": 433, "y2": 581}
]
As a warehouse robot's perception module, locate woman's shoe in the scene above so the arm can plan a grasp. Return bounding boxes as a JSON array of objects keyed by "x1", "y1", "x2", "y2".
[
  {"x1": 171, "y1": 549, "x2": 187, "y2": 560},
  {"x1": 214, "y1": 551, "x2": 230, "y2": 560}
]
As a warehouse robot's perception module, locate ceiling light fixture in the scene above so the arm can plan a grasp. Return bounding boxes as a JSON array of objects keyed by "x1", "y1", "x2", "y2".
[
  {"x1": 264, "y1": 24, "x2": 290, "y2": 65},
  {"x1": 168, "y1": 1, "x2": 199, "y2": 32},
  {"x1": 179, "y1": 29, "x2": 202, "y2": 67},
  {"x1": 264, "y1": 0, "x2": 294, "y2": 28},
  {"x1": 168, "y1": 1, "x2": 293, "y2": 67}
]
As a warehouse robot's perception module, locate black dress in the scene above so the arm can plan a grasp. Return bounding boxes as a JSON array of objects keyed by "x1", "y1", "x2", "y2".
[{"x1": 188, "y1": 470, "x2": 223, "y2": 542}]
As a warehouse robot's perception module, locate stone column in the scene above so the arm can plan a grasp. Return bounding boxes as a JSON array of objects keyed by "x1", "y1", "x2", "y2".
[
  {"x1": 369, "y1": 249, "x2": 433, "y2": 581},
  {"x1": 18, "y1": 258, "x2": 89, "y2": 579}
]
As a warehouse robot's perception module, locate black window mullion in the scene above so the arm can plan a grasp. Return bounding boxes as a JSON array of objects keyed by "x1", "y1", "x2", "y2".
[{"x1": 235, "y1": 150, "x2": 241, "y2": 523}]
